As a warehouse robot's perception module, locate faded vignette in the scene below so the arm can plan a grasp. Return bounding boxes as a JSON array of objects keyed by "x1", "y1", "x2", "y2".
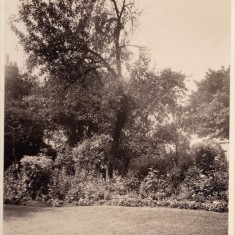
[{"x1": 0, "y1": 0, "x2": 234, "y2": 234}]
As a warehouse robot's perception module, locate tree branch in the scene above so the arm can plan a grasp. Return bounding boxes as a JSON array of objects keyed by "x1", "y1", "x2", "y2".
[
  {"x1": 62, "y1": 65, "x2": 101, "y2": 92},
  {"x1": 111, "y1": 0, "x2": 120, "y2": 18},
  {"x1": 81, "y1": 47, "x2": 119, "y2": 79},
  {"x1": 120, "y1": 44, "x2": 145, "y2": 49}
]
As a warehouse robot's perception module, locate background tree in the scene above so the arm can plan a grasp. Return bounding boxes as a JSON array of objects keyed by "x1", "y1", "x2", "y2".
[
  {"x1": 185, "y1": 67, "x2": 230, "y2": 139},
  {"x1": 4, "y1": 64, "x2": 47, "y2": 170}
]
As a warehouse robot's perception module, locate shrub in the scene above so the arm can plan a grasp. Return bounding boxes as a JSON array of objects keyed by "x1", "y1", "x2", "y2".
[
  {"x1": 72, "y1": 134, "x2": 112, "y2": 174},
  {"x1": 181, "y1": 164, "x2": 228, "y2": 201},
  {"x1": 4, "y1": 155, "x2": 53, "y2": 204},
  {"x1": 20, "y1": 155, "x2": 53, "y2": 200},
  {"x1": 191, "y1": 139, "x2": 227, "y2": 175},
  {"x1": 139, "y1": 169, "x2": 167, "y2": 199},
  {"x1": 4, "y1": 164, "x2": 28, "y2": 204}
]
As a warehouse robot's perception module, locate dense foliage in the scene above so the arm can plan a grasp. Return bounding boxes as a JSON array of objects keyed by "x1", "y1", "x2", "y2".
[
  {"x1": 4, "y1": 65, "x2": 47, "y2": 169},
  {"x1": 4, "y1": 0, "x2": 229, "y2": 213},
  {"x1": 185, "y1": 67, "x2": 230, "y2": 139},
  {"x1": 4, "y1": 139, "x2": 228, "y2": 212}
]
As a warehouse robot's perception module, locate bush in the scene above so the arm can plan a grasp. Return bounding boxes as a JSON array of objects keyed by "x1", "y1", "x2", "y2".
[
  {"x1": 191, "y1": 139, "x2": 227, "y2": 175},
  {"x1": 181, "y1": 164, "x2": 228, "y2": 202},
  {"x1": 72, "y1": 134, "x2": 112, "y2": 174},
  {"x1": 4, "y1": 164, "x2": 28, "y2": 204},
  {"x1": 4, "y1": 155, "x2": 53, "y2": 204},
  {"x1": 139, "y1": 167, "x2": 184, "y2": 199},
  {"x1": 20, "y1": 155, "x2": 53, "y2": 200},
  {"x1": 139, "y1": 169, "x2": 166, "y2": 199}
]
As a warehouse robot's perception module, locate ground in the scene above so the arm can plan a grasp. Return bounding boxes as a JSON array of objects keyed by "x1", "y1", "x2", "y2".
[{"x1": 3, "y1": 205, "x2": 228, "y2": 235}]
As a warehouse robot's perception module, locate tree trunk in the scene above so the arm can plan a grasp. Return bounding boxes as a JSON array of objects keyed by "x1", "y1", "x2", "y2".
[{"x1": 107, "y1": 93, "x2": 128, "y2": 179}]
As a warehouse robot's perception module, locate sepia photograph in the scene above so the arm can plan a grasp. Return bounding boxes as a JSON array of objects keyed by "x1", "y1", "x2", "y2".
[{"x1": 1, "y1": 0, "x2": 234, "y2": 234}]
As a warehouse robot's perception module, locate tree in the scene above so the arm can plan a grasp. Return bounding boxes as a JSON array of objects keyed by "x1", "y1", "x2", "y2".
[
  {"x1": 119, "y1": 50, "x2": 188, "y2": 177},
  {"x1": 12, "y1": 0, "x2": 141, "y2": 178},
  {"x1": 12, "y1": 0, "x2": 188, "y2": 179},
  {"x1": 185, "y1": 67, "x2": 230, "y2": 139},
  {"x1": 4, "y1": 64, "x2": 47, "y2": 170}
]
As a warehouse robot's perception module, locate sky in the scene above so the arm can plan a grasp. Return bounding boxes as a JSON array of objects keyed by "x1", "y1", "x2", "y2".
[{"x1": 4, "y1": 0, "x2": 231, "y2": 90}]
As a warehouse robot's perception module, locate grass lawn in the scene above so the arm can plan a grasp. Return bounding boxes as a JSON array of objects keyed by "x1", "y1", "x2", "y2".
[{"x1": 3, "y1": 205, "x2": 228, "y2": 235}]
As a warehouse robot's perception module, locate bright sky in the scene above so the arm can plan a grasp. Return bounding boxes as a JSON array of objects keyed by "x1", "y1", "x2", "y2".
[{"x1": 4, "y1": 0, "x2": 231, "y2": 90}]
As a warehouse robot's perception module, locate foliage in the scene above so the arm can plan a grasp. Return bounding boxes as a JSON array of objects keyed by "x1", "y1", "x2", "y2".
[
  {"x1": 185, "y1": 67, "x2": 230, "y2": 139},
  {"x1": 72, "y1": 134, "x2": 112, "y2": 174},
  {"x1": 182, "y1": 165, "x2": 228, "y2": 201},
  {"x1": 5, "y1": 0, "x2": 229, "y2": 214},
  {"x1": 12, "y1": 0, "x2": 189, "y2": 179},
  {"x1": 4, "y1": 155, "x2": 53, "y2": 203},
  {"x1": 126, "y1": 50, "x2": 187, "y2": 137},
  {"x1": 139, "y1": 167, "x2": 183, "y2": 199},
  {"x1": 4, "y1": 67, "x2": 47, "y2": 170},
  {"x1": 4, "y1": 165, "x2": 28, "y2": 204},
  {"x1": 12, "y1": 0, "x2": 139, "y2": 80},
  {"x1": 191, "y1": 139, "x2": 227, "y2": 175},
  {"x1": 20, "y1": 155, "x2": 53, "y2": 200},
  {"x1": 139, "y1": 169, "x2": 167, "y2": 199}
]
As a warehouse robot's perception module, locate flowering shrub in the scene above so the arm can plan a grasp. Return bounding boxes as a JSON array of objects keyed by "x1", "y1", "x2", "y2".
[
  {"x1": 139, "y1": 168, "x2": 182, "y2": 199},
  {"x1": 181, "y1": 164, "x2": 228, "y2": 202}
]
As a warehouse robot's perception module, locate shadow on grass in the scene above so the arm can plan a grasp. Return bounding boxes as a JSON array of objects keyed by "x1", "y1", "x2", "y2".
[{"x1": 3, "y1": 204, "x2": 54, "y2": 220}]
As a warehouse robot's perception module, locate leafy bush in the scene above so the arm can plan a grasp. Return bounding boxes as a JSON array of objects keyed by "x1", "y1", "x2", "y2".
[
  {"x1": 72, "y1": 134, "x2": 112, "y2": 174},
  {"x1": 20, "y1": 155, "x2": 53, "y2": 200},
  {"x1": 4, "y1": 155, "x2": 53, "y2": 204},
  {"x1": 181, "y1": 165, "x2": 228, "y2": 201},
  {"x1": 4, "y1": 164, "x2": 28, "y2": 204},
  {"x1": 130, "y1": 148, "x2": 171, "y2": 179},
  {"x1": 139, "y1": 167, "x2": 184, "y2": 199},
  {"x1": 191, "y1": 139, "x2": 227, "y2": 175},
  {"x1": 139, "y1": 169, "x2": 167, "y2": 199}
]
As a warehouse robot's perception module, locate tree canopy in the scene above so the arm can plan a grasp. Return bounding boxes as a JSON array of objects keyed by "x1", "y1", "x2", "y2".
[
  {"x1": 185, "y1": 67, "x2": 230, "y2": 139},
  {"x1": 8, "y1": 0, "x2": 230, "y2": 182},
  {"x1": 12, "y1": 0, "x2": 140, "y2": 82},
  {"x1": 10, "y1": 0, "x2": 189, "y2": 178}
]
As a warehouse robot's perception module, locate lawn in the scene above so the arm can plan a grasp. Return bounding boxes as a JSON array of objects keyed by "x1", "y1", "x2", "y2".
[{"x1": 3, "y1": 205, "x2": 228, "y2": 235}]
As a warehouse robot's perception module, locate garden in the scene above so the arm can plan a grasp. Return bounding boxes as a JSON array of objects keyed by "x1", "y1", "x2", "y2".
[
  {"x1": 4, "y1": 0, "x2": 229, "y2": 223},
  {"x1": 4, "y1": 138, "x2": 229, "y2": 213}
]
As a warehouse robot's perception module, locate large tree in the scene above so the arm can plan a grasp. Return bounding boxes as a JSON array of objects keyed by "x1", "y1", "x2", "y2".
[
  {"x1": 12, "y1": 0, "x2": 187, "y2": 178},
  {"x1": 12, "y1": 0, "x2": 140, "y2": 178},
  {"x1": 185, "y1": 67, "x2": 230, "y2": 139}
]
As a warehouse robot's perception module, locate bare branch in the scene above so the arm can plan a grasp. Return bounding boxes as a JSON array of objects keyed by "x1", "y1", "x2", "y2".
[
  {"x1": 111, "y1": 0, "x2": 120, "y2": 18},
  {"x1": 120, "y1": 44, "x2": 145, "y2": 49},
  {"x1": 119, "y1": 0, "x2": 126, "y2": 19}
]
